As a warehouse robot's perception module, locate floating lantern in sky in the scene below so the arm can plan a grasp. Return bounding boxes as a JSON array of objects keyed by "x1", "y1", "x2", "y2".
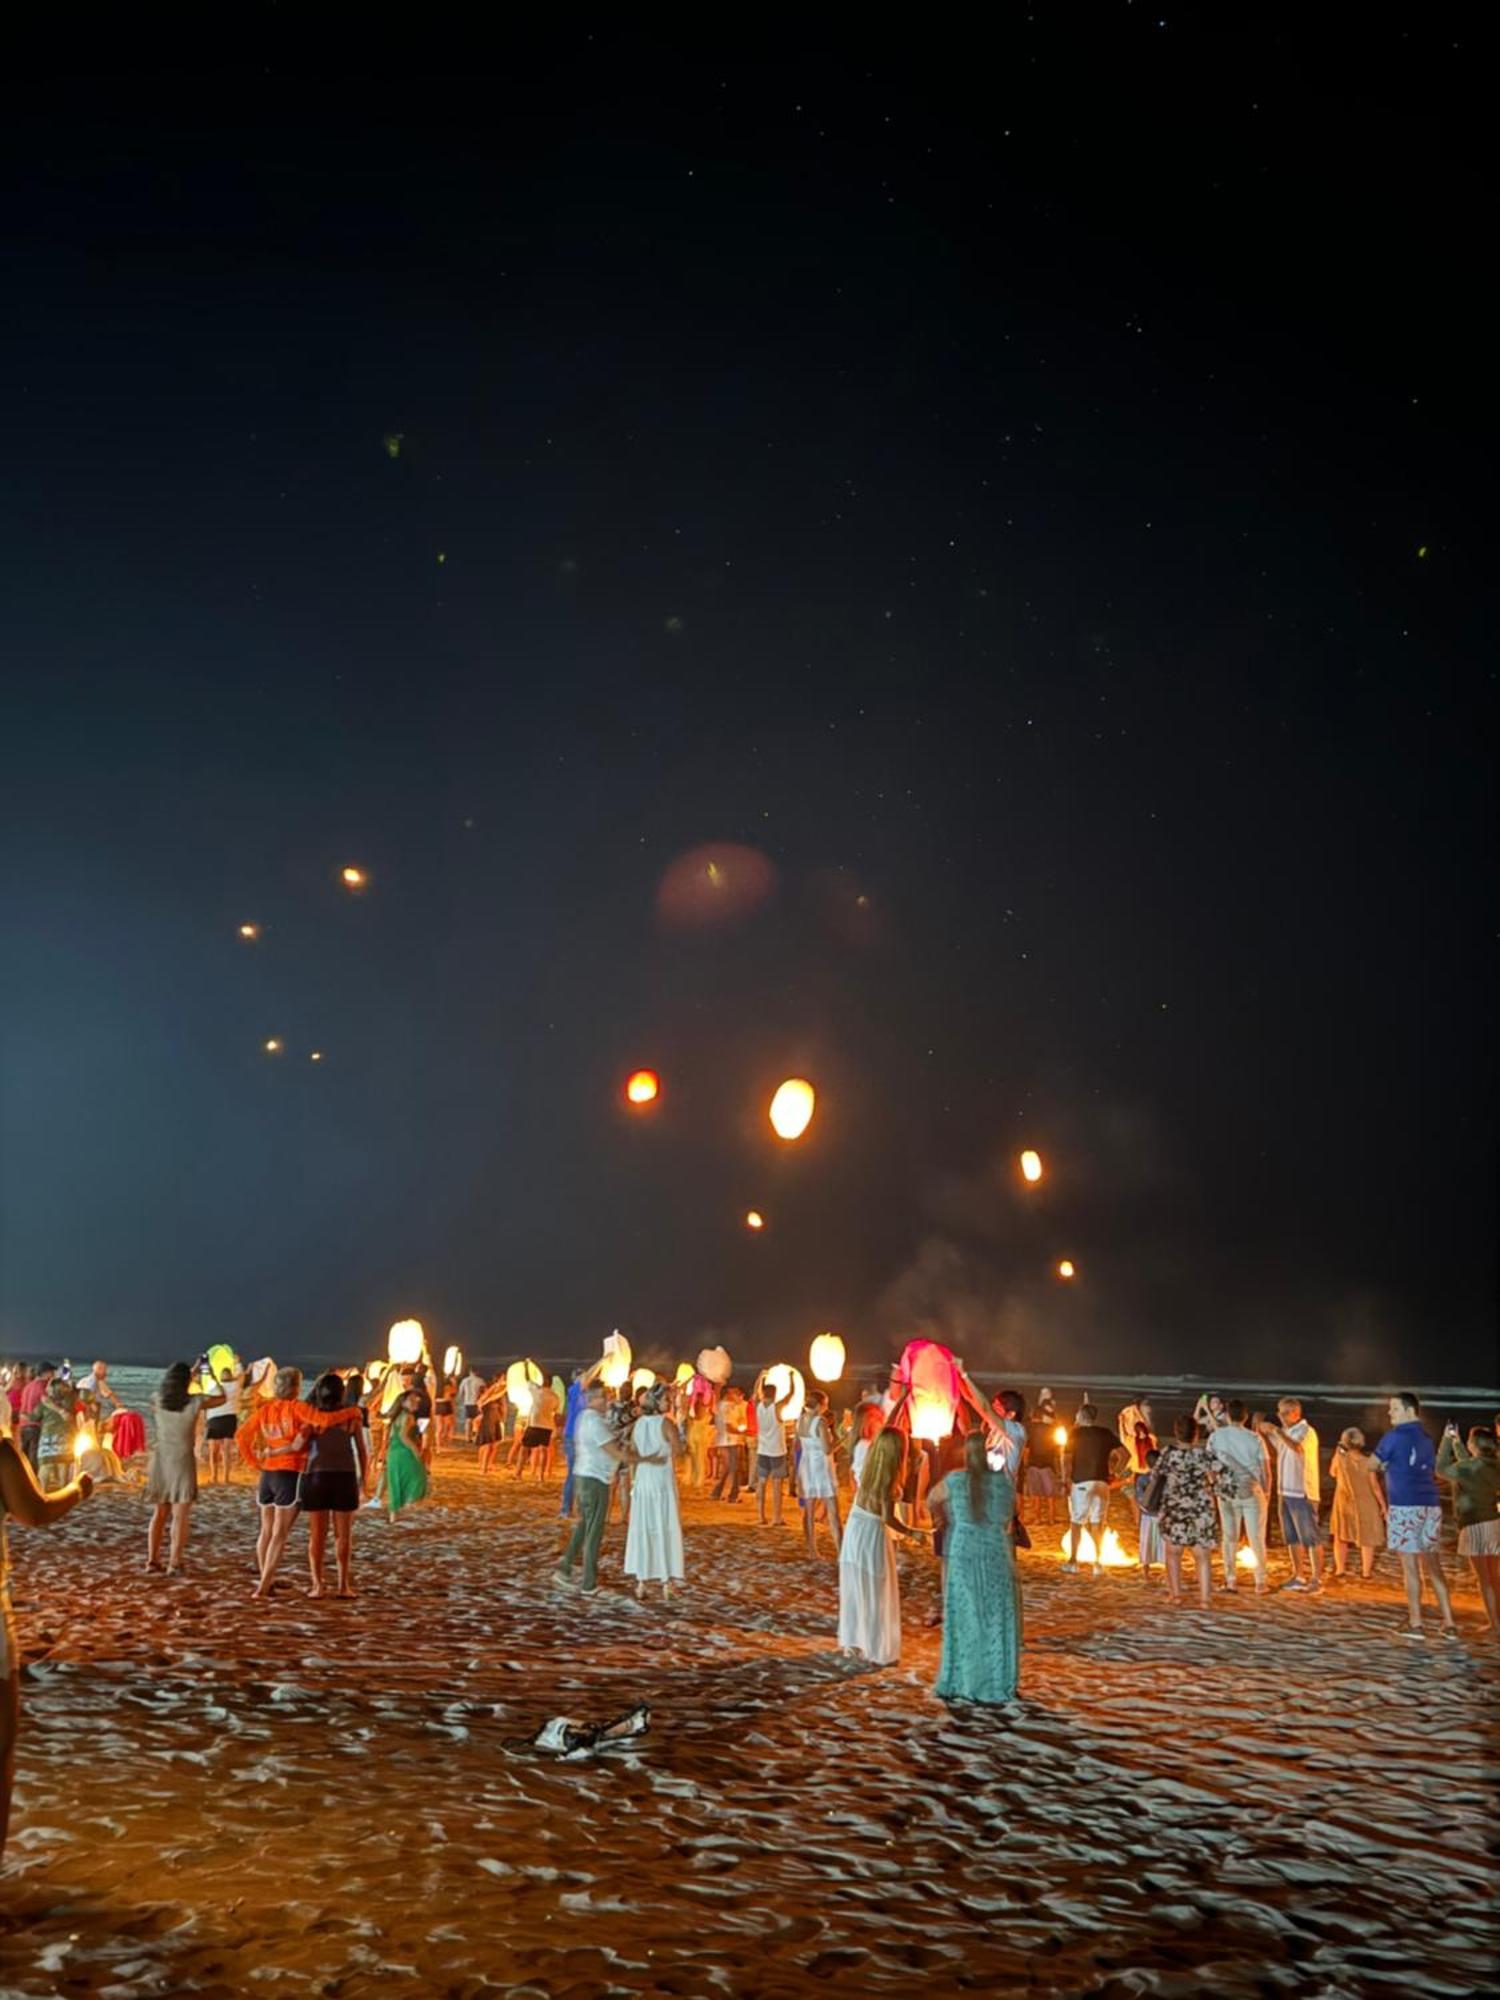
[
  {"x1": 769, "y1": 1078, "x2": 816, "y2": 1141},
  {"x1": 309, "y1": 1050, "x2": 324, "y2": 1063},
  {"x1": 1020, "y1": 1149, "x2": 1044, "y2": 1184},
  {"x1": 600, "y1": 1330, "x2": 632, "y2": 1389},
  {"x1": 757, "y1": 1363, "x2": 806, "y2": 1422},
  {"x1": 745, "y1": 1209, "x2": 765, "y2": 1231},
  {"x1": 263, "y1": 1037, "x2": 284, "y2": 1055},
  {"x1": 1057, "y1": 1259, "x2": 1076, "y2": 1279},
  {"x1": 442, "y1": 1345, "x2": 463, "y2": 1380},
  {"x1": 506, "y1": 1357, "x2": 543, "y2": 1416},
  {"x1": 899, "y1": 1337, "x2": 962, "y2": 1443},
  {"x1": 656, "y1": 841, "x2": 778, "y2": 929},
  {"x1": 809, "y1": 1332, "x2": 846, "y2": 1384},
  {"x1": 238, "y1": 922, "x2": 261, "y2": 941},
  {"x1": 696, "y1": 1344, "x2": 732, "y2": 1385},
  {"x1": 340, "y1": 865, "x2": 368, "y2": 892},
  {"x1": 387, "y1": 1319, "x2": 425, "y2": 1366},
  {"x1": 625, "y1": 1069, "x2": 660, "y2": 1107},
  {"x1": 631, "y1": 1367, "x2": 657, "y2": 1392}
]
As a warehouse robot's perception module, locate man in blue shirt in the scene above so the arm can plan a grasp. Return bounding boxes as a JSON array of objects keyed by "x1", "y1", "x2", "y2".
[
  {"x1": 1375, "y1": 1392, "x2": 1457, "y2": 1641},
  {"x1": 559, "y1": 1360, "x2": 604, "y2": 1520}
]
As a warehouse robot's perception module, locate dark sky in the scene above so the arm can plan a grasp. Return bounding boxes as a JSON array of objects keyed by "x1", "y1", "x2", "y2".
[{"x1": 1, "y1": 17, "x2": 1491, "y2": 1380}]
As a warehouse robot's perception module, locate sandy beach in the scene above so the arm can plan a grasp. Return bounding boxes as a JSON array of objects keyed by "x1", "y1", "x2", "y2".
[{"x1": 3, "y1": 1456, "x2": 1497, "y2": 1998}]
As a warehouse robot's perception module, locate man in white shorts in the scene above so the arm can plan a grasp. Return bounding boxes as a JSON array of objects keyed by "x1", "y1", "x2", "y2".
[{"x1": 1063, "y1": 1402, "x2": 1120, "y2": 1574}]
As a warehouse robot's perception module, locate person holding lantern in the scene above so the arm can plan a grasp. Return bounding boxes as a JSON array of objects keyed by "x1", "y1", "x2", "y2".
[
  {"x1": 930, "y1": 1429, "x2": 1022, "y2": 1703},
  {"x1": 754, "y1": 1378, "x2": 797, "y2": 1526}
]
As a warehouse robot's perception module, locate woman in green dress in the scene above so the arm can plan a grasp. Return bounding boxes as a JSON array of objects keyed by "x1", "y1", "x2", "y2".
[
  {"x1": 931, "y1": 1430, "x2": 1022, "y2": 1704},
  {"x1": 385, "y1": 1391, "x2": 429, "y2": 1520}
]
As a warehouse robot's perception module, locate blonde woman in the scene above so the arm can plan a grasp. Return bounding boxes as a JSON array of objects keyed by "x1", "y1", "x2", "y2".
[{"x1": 837, "y1": 1411, "x2": 919, "y2": 1665}]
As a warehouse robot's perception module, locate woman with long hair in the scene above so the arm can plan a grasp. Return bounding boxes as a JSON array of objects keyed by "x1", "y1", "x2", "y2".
[
  {"x1": 385, "y1": 1388, "x2": 429, "y2": 1521},
  {"x1": 238, "y1": 1366, "x2": 310, "y2": 1597},
  {"x1": 929, "y1": 1431, "x2": 1022, "y2": 1703},
  {"x1": 298, "y1": 1371, "x2": 370, "y2": 1597},
  {"x1": 1, "y1": 1434, "x2": 93, "y2": 1855},
  {"x1": 145, "y1": 1363, "x2": 222, "y2": 1574},
  {"x1": 1438, "y1": 1424, "x2": 1500, "y2": 1631},
  {"x1": 837, "y1": 1413, "x2": 919, "y2": 1665},
  {"x1": 797, "y1": 1390, "x2": 843, "y2": 1557},
  {"x1": 622, "y1": 1383, "x2": 682, "y2": 1601}
]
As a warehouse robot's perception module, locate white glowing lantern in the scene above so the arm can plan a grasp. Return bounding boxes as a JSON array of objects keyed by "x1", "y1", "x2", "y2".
[
  {"x1": 696, "y1": 1345, "x2": 732, "y2": 1385},
  {"x1": 809, "y1": 1332, "x2": 846, "y2": 1384},
  {"x1": 769, "y1": 1078, "x2": 816, "y2": 1141},
  {"x1": 600, "y1": 1331, "x2": 632, "y2": 1390},
  {"x1": 630, "y1": 1367, "x2": 657, "y2": 1392},
  {"x1": 1020, "y1": 1149, "x2": 1043, "y2": 1184},
  {"x1": 506, "y1": 1359, "x2": 543, "y2": 1417},
  {"x1": 758, "y1": 1363, "x2": 806, "y2": 1423},
  {"x1": 387, "y1": 1319, "x2": 425, "y2": 1366},
  {"x1": 366, "y1": 1359, "x2": 386, "y2": 1386},
  {"x1": 380, "y1": 1371, "x2": 408, "y2": 1415},
  {"x1": 442, "y1": 1345, "x2": 463, "y2": 1379}
]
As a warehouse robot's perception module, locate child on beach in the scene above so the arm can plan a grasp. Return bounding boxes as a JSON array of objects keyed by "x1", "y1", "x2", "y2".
[{"x1": 1137, "y1": 1448, "x2": 1164, "y2": 1582}]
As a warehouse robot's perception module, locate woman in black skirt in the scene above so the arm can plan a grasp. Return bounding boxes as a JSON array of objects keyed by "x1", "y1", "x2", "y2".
[{"x1": 298, "y1": 1371, "x2": 369, "y2": 1598}]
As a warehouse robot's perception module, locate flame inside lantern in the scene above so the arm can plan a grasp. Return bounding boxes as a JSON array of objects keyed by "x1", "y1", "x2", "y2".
[
  {"x1": 387, "y1": 1319, "x2": 425, "y2": 1366},
  {"x1": 1020, "y1": 1149, "x2": 1043, "y2": 1183},
  {"x1": 745, "y1": 1209, "x2": 765, "y2": 1230},
  {"x1": 899, "y1": 1337, "x2": 962, "y2": 1443},
  {"x1": 1057, "y1": 1259, "x2": 1076, "y2": 1279},
  {"x1": 506, "y1": 1359, "x2": 543, "y2": 1418},
  {"x1": 769, "y1": 1078, "x2": 816, "y2": 1141},
  {"x1": 625, "y1": 1069, "x2": 659, "y2": 1106},
  {"x1": 442, "y1": 1345, "x2": 463, "y2": 1379},
  {"x1": 809, "y1": 1332, "x2": 846, "y2": 1383},
  {"x1": 600, "y1": 1331, "x2": 632, "y2": 1390},
  {"x1": 758, "y1": 1363, "x2": 806, "y2": 1423}
]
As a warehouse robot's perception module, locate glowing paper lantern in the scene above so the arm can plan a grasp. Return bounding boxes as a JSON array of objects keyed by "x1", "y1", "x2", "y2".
[
  {"x1": 625, "y1": 1069, "x2": 660, "y2": 1107},
  {"x1": 506, "y1": 1360, "x2": 543, "y2": 1418},
  {"x1": 1057, "y1": 1260, "x2": 1076, "y2": 1280},
  {"x1": 264, "y1": 1037, "x2": 284, "y2": 1055},
  {"x1": 309, "y1": 1051, "x2": 324, "y2": 1063},
  {"x1": 366, "y1": 1359, "x2": 386, "y2": 1386},
  {"x1": 1020, "y1": 1150, "x2": 1043, "y2": 1184},
  {"x1": 600, "y1": 1331, "x2": 632, "y2": 1390},
  {"x1": 675, "y1": 1362, "x2": 696, "y2": 1385},
  {"x1": 809, "y1": 1332, "x2": 846, "y2": 1384},
  {"x1": 246, "y1": 1357, "x2": 276, "y2": 1396},
  {"x1": 757, "y1": 1363, "x2": 806, "y2": 1423},
  {"x1": 238, "y1": 923, "x2": 261, "y2": 941},
  {"x1": 442, "y1": 1345, "x2": 463, "y2": 1379},
  {"x1": 380, "y1": 1371, "x2": 407, "y2": 1415},
  {"x1": 769, "y1": 1078, "x2": 816, "y2": 1141},
  {"x1": 696, "y1": 1345, "x2": 732, "y2": 1385},
  {"x1": 745, "y1": 1210, "x2": 765, "y2": 1231},
  {"x1": 630, "y1": 1367, "x2": 657, "y2": 1392},
  {"x1": 656, "y1": 842, "x2": 777, "y2": 929},
  {"x1": 899, "y1": 1337, "x2": 962, "y2": 1444},
  {"x1": 205, "y1": 1343, "x2": 240, "y2": 1380},
  {"x1": 340, "y1": 865, "x2": 368, "y2": 892},
  {"x1": 388, "y1": 1320, "x2": 426, "y2": 1366}
]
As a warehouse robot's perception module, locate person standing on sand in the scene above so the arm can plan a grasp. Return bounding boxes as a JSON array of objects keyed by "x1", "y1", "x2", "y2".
[
  {"x1": 754, "y1": 1378, "x2": 797, "y2": 1526},
  {"x1": 204, "y1": 1363, "x2": 244, "y2": 1485},
  {"x1": 1, "y1": 1431, "x2": 94, "y2": 1855},
  {"x1": 1437, "y1": 1425, "x2": 1500, "y2": 1632},
  {"x1": 838, "y1": 1413, "x2": 919, "y2": 1665},
  {"x1": 476, "y1": 1377, "x2": 508, "y2": 1476},
  {"x1": 385, "y1": 1390, "x2": 429, "y2": 1521},
  {"x1": 796, "y1": 1390, "x2": 844, "y2": 1556},
  {"x1": 1327, "y1": 1428, "x2": 1387, "y2": 1581},
  {"x1": 623, "y1": 1384, "x2": 685, "y2": 1601},
  {"x1": 520, "y1": 1378, "x2": 560, "y2": 1480},
  {"x1": 930, "y1": 1430, "x2": 1022, "y2": 1704},
  {"x1": 16, "y1": 1363, "x2": 54, "y2": 1470},
  {"x1": 712, "y1": 1385, "x2": 749, "y2": 1503},
  {"x1": 1116, "y1": 1396, "x2": 1156, "y2": 1529},
  {"x1": 1258, "y1": 1399, "x2": 1325, "y2": 1593},
  {"x1": 1023, "y1": 1396, "x2": 1062, "y2": 1527},
  {"x1": 1207, "y1": 1401, "x2": 1271, "y2": 1592},
  {"x1": 1062, "y1": 1403, "x2": 1121, "y2": 1575},
  {"x1": 1374, "y1": 1393, "x2": 1457, "y2": 1641},
  {"x1": 295, "y1": 1371, "x2": 370, "y2": 1598},
  {"x1": 1155, "y1": 1415, "x2": 1220, "y2": 1608},
  {"x1": 458, "y1": 1365, "x2": 485, "y2": 1443},
  {"x1": 555, "y1": 1382, "x2": 651, "y2": 1596},
  {"x1": 145, "y1": 1362, "x2": 223, "y2": 1575}
]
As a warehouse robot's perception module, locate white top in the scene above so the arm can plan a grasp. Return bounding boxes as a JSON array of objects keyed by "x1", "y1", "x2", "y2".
[
  {"x1": 459, "y1": 1372, "x2": 484, "y2": 1404},
  {"x1": 755, "y1": 1400, "x2": 788, "y2": 1457},
  {"x1": 572, "y1": 1408, "x2": 617, "y2": 1485},
  {"x1": 987, "y1": 1418, "x2": 1024, "y2": 1477},
  {"x1": 852, "y1": 1437, "x2": 871, "y2": 1486},
  {"x1": 1272, "y1": 1420, "x2": 1320, "y2": 1504},
  {"x1": 1207, "y1": 1424, "x2": 1269, "y2": 1498},
  {"x1": 218, "y1": 1378, "x2": 243, "y2": 1417}
]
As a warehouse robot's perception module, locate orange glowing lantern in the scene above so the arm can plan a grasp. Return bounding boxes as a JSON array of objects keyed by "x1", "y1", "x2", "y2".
[
  {"x1": 238, "y1": 922, "x2": 261, "y2": 941},
  {"x1": 340, "y1": 865, "x2": 368, "y2": 892},
  {"x1": 263, "y1": 1037, "x2": 284, "y2": 1055},
  {"x1": 899, "y1": 1338, "x2": 962, "y2": 1443},
  {"x1": 1052, "y1": 1424, "x2": 1068, "y2": 1450},
  {"x1": 745, "y1": 1209, "x2": 765, "y2": 1231},
  {"x1": 387, "y1": 1319, "x2": 425, "y2": 1366},
  {"x1": 757, "y1": 1363, "x2": 806, "y2": 1422},
  {"x1": 1020, "y1": 1149, "x2": 1043, "y2": 1184},
  {"x1": 506, "y1": 1358, "x2": 543, "y2": 1418},
  {"x1": 600, "y1": 1331, "x2": 632, "y2": 1389},
  {"x1": 1057, "y1": 1259, "x2": 1076, "y2": 1279},
  {"x1": 809, "y1": 1332, "x2": 846, "y2": 1384},
  {"x1": 769, "y1": 1078, "x2": 816, "y2": 1141},
  {"x1": 625, "y1": 1069, "x2": 660, "y2": 1107}
]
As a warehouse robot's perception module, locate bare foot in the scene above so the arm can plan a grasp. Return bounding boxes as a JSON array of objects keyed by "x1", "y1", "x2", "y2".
[
  {"x1": 335, "y1": 1586, "x2": 357, "y2": 1599},
  {"x1": 307, "y1": 1586, "x2": 325, "y2": 1599}
]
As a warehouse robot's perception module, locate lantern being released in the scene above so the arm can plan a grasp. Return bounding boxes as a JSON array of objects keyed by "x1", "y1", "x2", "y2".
[
  {"x1": 757, "y1": 1363, "x2": 805, "y2": 1423},
  {"x1": 600, "y1": 1331, "x2": 632, "y2": 1390},
  {"x1": 340, "y1": 865, "x2": 368, "y2": 892},
  {"x1": 442, "y1": 1345, "x2": 463, "y2": 1380},
  {"x1": 506, "y1": 1358, "x2": 543, "y2": 1418},
  {"x1": 769, "y1": 1078, "x2": 816, "y2": 1141},
  {"x1": 625, "y1": 1069, "x2": 660, "y2": 1107},
  {"x1": 630, "y1": 1367, "x2": 657, "y2": 1392},
  {"x1": 1057, "y1": 1259, "x2": 1076, "y2": 1280},
  {"x1": 809, "y1": 1332, "x2": 846, "y2": 1383},
  {"x1": 674, "y1": 1362, "x2": 696, "y2": 1386},
  {"x1": 387, "y1": 1319, "x2": 426, "y2": 1366},
  {"x1": 898, "y1": 1337, "x2": 963, "y2": 1443},
  {"x1": 744, "y1": 1210, "x2": 765, "y2": 1231},
  {"x1": 696, "y1": 1345, "x2": 732, "y2": 1386},
  {"x1": 1020, "y1": 1149, "x2": 1043, "y2": 1184}
]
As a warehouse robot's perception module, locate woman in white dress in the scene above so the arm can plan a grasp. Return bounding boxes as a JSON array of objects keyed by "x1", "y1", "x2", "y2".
[
  {"x1": 797, "y1": 1391, "x2": 843, "y2": 1557},
  {"x1": 624, "y1": 1385, "x2": 685, "y2": 1601},
  {"x1": 838, "y1": 1420, "x2": 920, "y2": 1665}
]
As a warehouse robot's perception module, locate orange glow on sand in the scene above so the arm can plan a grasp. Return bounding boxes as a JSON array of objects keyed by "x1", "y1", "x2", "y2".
[
  {"x1": 625, "y1": 1069, "x2": 660, "y2": 1106},
  {"x1": 1060, "y1": 1526, "x2": 1133, "y2": 1567}
]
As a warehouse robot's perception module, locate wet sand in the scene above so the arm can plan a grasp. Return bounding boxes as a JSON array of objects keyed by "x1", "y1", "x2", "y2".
[{"x1": 3, "y1": 1457, "x2": 1497, "y2": 1997}]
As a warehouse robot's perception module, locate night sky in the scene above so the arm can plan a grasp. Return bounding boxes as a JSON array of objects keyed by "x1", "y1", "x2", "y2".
[{"x1": 2, "y1": 18, "x2": 1490, "y2": 1381}]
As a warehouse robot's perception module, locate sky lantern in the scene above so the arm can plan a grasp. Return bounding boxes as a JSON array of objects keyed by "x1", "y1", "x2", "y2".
[
  {"x1": 263, "y1": 1037, "x2": 284, "y2": 1055},
  {"x1": 600, "y1": 1330, "x2": 632, "y2": 1389},
  {"x1": 506, "y1": 1358, "x2": 543, "y2": 1417},
  {"x1": 442, "y1": 1344, "x2": 463, "y2": 1379},
  {"x1": 205, "y1": 1343, "x2": 240, "y2": 1380},
  {"x1": 366, "y1": 1359, "x2": 386, "y2": 1386},
  {"x1": 696, "y1": 1344, "x2": 732, "y2": 1385},
  {"x1": 757, "y1": 1362, "x2": 806, "y2": 1422},
  {"x1": 1020, "y1": 1149, "x2": 1043, "y2": 1184},
  {"x1": 674, "y1": 1361, "x2": 695, "y2": 1385},
  {"x1": 238, "y1": 922, "x2": 261, "y2": 941},
  {"x1": 625, "y1": 1068, "x2": 660, "y2": 1107},
  {"x1": 1057, "y1": 1259, "x2": 1076, "y2": 1279},
  {"x1": 388, "y1": 1319, "x2": 426, "y2": 1366},
  {"x1": 745, "y1": 1209, "x2": 765, "y2": 1231},
  {"x1": 340, "y1": 864, "x2": 368, "y2": 892},
  {"x1": 809, "y1": 1332, "x2": 846, "y2": 1383},
  {"x1": 769, "y1": 1078, "x2": 816, "y2": 1141},
  {"x1": 631, "y1": 1366, "x2": 657, "y2": 1392},
  {"x1": 899, "y1": 1337, "x2": 962, "y2": 1443}
]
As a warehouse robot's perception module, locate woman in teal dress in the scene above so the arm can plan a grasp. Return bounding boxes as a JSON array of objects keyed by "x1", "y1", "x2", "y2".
[
  {"x1": 931, "y1": 1430, "x2": 1022, "y2": 1704},
  {"x1": 385, "y1": 1391, "x2": 429, "y2": 1520}
]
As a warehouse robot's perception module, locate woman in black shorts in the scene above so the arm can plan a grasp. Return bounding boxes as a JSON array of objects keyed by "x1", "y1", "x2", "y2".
[{"x1": 297, "y1": 1371, "x2": 369, "y2": 1599}]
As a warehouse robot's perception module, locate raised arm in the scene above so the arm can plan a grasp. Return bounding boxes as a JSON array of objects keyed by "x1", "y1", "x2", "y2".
[{"x1": 0, "y1": 1436, "x2": 91, "y2": 1526}]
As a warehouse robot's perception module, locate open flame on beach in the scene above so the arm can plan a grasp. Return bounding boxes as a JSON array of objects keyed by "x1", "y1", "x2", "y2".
[
  {"x1": 1060, "y1": 1526, "x2": 1133, "y2": 1567},
  {"x1": 1236, "y1": 1546, "x2": 1259, "y2": 1571}
]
